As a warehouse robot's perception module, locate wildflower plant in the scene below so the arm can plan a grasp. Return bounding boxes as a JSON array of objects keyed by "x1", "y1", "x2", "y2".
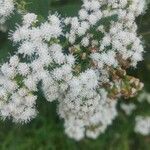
[{"x1": 0, "y1": 0, "x2": 147, "y2": 140}]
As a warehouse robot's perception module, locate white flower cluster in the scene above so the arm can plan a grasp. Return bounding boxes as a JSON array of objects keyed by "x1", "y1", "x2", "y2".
[
  {"x1": 0, "y1": 55, "x2": 37, "y2": 123},
  {"x1": 0, "y1": 0, "x2": 14, "y2": 24},
  {"x1": 65, "y1": 0, "x2": 145, "y2": 67},
  {"x1": 134, "y1": 91, "x2": 150, "y2": 136},
  {"x1": 135, "y1": 116, "x2": 150, "y2": 136},
  {"x1": 0, "y1": 0, "x2": 146, "y2": 140}
]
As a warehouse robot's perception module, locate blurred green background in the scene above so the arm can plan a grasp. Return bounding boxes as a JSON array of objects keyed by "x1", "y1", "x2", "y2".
[{"x1": 0, "y1": 0, "x2": 150, "y2": 149}]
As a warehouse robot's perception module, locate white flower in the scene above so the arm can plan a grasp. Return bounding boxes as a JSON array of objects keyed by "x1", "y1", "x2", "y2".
[
  {"x1": 17, "y1": 63, "x2": 30, "y2": 76},
  {"x1": 25, "y1": 94, "x2": 37, "y2": 107},
  {"x1": 81, "y1": 37, "x2": 89, "y2": 47},
  {"x1": 24, "y1": 75, "x2": 38, "y2": 91},
  {"x1": 48, "y1": 14, "x2": 61, "y2": 25},
  {"x1": 23, "y1": 13, "x2": 37, "y2": 26},
  {"x1": 120, "y1": 103, "x2": 136, "y2": 115},
  {"x1": 1, "y1": 63, "x2": 16, "y2": 78},
  {"x1": 9, "y1": 55, "x2": 20, "y2": 67},
  {"x1": 79, "y1": 9, "x2": 88, "y2": 20},
  {"x1": 0, "y1": 0, "x2": 14, "y2": 24},
  {"x1": 66, "y1": 55, "x2": 75, "y2": 66},
  {"x1": 135, "y1": 116, "x2": 150, "y2": 136}
]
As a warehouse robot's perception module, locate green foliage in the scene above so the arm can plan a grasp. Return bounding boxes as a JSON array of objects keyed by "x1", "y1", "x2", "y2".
[{"x1": 0, "y1": 0, "x2": 150, "y2": 149}]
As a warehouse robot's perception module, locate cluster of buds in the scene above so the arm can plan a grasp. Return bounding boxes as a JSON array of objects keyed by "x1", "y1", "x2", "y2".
[{"x1": 107, "y1": 67, "x2": 143, "y2": 99}]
